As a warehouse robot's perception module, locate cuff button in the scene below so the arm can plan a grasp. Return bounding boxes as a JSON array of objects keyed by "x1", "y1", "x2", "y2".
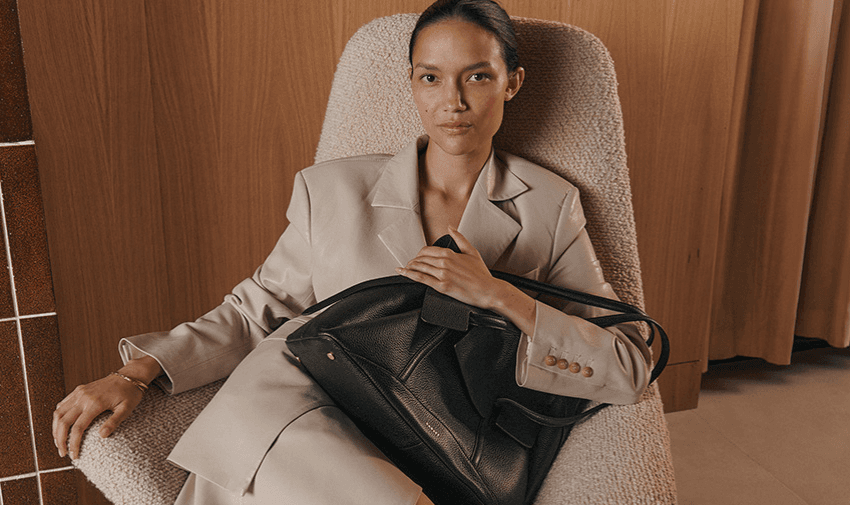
[
  {"x1": 582, "y1": 366, "x2": 594, "y2": 378},
  {"x1": 544, "y1": 355, "x2": 557, "y2": 366},
  {"x1": 568, "y1": 362, "x2": 581, "y2": 374},
  {"x1": 556, "y1": 358, "x2": 568, "y2": 370}
]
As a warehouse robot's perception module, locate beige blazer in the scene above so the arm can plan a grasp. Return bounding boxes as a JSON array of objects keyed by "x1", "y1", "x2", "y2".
[{"x1": 120, "y1": 136, "x2": 650, "y2": 495}]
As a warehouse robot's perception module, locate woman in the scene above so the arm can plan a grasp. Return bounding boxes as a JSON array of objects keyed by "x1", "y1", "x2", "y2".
[{"x1": 53, "y1": 1, "x2": 651, "y2": 503}]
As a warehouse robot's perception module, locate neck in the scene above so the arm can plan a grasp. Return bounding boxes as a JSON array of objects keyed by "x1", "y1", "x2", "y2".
[{"x1": 420, "y1": 141, "x2": 492, "y2": 199}]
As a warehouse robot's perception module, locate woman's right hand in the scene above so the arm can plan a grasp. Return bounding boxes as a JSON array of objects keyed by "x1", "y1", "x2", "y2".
[{"x1": 52, "y1": 355, "x2": 162, "y2": 460}]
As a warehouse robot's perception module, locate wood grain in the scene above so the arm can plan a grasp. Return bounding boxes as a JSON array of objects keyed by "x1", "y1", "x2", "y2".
[
  {"x1": 142, "y1": 0, "x2": 334, "y2": 322},
  {"x1": 17, "y1": 0, "x2": 167, "y2": 385},
  {"x1": 656, "y1": 360, "x2": 702, "y2": 412}
]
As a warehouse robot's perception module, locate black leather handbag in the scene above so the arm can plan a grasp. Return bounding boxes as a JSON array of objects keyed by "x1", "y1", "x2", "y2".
[{"x1": 286, "y1": 237, "x2": 669, "y2": 505}]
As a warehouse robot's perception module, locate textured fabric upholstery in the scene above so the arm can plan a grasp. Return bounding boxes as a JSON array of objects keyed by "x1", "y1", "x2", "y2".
[{"x1": 75, "y1": 14, "x2": 677, "y2": 504}]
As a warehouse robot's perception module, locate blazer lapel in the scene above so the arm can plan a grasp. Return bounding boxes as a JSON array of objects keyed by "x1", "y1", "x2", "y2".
[
  {"x1": 373, "y1": 138, "x2": 428, "y2": 266},
  {"x1": 457, "y1": 152, "x2": 528, "y2": 267},
  {"x1": 373, "y1": 136, "x2": 530, "y2": 268}
]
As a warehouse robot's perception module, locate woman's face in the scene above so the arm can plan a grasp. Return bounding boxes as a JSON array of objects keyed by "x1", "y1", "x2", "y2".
[{"x1": 410, "y1": 19, "x2": 523, "y2": 160}]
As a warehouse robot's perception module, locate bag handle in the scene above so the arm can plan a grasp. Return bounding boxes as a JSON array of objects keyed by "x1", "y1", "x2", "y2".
[
  {"x1": 491, "y1": 270, "x2": 669, "y2": 383},
  {"x1": 304, "y1": 271, "x2": 669, "y2": 381},
  {"x1": 433, "y1": 234, "x2": 669, "y2": 385}
]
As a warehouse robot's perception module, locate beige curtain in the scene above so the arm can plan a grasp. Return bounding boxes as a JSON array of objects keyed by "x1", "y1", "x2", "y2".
[{"x1": 710, "y1": 0, "x2": 850, "y2": 364}]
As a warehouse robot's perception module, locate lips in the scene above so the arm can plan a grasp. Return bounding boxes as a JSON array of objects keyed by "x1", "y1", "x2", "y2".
[{"x1": 438, "y1": 122, "x2": 472, "y2": 134}]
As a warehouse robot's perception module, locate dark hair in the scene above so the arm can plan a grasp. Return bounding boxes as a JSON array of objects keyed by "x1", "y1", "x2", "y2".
[{"x1": 409, "y1": 0, "x2": 519, "y2": 72}]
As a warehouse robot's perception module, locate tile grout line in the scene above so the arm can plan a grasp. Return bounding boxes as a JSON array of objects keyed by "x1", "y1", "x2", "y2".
[
  {"x1": 0, "y1": 312, "x2": 57, "y2": 323},
  {"x1": 39, "y1": 465, "x2": 75, "y2": 475},
  {"x1": 19, "y1": 312, "x2": 57, "y2": 320},
  {"x1": 0, "y1": 466, "x2": 74, "y2": 484},
  {"x1": 0, "y1": 182, "x2": 45, "y2": 505},
  {"x1": 0, "y1": 472, "x2": 36, "y2": 484}
]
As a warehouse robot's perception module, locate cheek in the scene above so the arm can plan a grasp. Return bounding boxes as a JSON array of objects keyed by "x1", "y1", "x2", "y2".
[
  {"x1": 481, "y1": 95, "x2": 501, "y2": 120},
  {"x1": 413, "y1": 92, "x2": 433, "y2": 117}
]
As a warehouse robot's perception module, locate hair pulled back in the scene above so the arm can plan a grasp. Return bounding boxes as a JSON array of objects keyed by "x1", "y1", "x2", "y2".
[{"x1": 409, "y1": 0, "x2": 519, "y2": 72}]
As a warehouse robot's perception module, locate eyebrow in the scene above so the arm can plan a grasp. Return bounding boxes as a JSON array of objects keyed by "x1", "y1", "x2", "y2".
[{"x1": 414, "y1": 61, "x2": 495, "y2": 72}]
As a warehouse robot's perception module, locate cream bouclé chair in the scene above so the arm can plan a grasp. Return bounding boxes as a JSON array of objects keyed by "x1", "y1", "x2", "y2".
[{"x1": 75, "y1": 14, "x2": 677, "y2": 504}]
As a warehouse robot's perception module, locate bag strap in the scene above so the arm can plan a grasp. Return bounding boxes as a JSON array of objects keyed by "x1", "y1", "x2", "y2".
[
  {"x1": 494, "y1": 398, "x2": 609, "y2": 428},
  {"x1": 304, "y1": 272, "x2": 668, "y2": 381}
]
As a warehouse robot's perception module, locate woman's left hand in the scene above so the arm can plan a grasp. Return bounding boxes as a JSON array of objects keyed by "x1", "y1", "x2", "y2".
[
  {"x1": 397, "y1": 228, "x2": 501, "y2": 309},
  {"x1": 397, "y1": 227, "x2": 537, "y2": 335}
]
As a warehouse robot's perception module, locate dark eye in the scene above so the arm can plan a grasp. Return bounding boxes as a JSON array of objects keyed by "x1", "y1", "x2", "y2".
[
  {"x1": 421, "y1": 74, "x2": 437, "y2": 83},
  {"x1": 469, "y1": 73, "x2": 490, "y2": 82}
]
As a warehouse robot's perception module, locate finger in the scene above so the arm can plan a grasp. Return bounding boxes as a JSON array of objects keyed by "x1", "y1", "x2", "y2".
[
  {"x1": 68, "y1": 409, "x2": 101, "y2": 460},
  {"x1": 54, "y1": 406, "x2": 81, "y2": 458},
  {"x1": 52, "y1": 405, "x2": 59, "y2": 445},
  {"x1": 396, "y1": 266, "x2": 440, "y2": 289},
  {"x1": 403, "y1": 258, "x2": 449, "y2": 280},
  {"x1": 448, "y1": 226, "x2": 478, "y2": 256},
  {"x1": 52, "y1": 394, "x2": 69, "y2": 442},
  {"x1": 412, "y1": 245, "x2": 454, "y2": 260},
  {"x1": 99, "y1": 403, "x2": 133, "y2": 438}
]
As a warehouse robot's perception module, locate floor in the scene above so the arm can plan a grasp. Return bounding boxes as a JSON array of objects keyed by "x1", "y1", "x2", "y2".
[{"x1": 665, "y1": 345, "x2": 850, "y2": 505}]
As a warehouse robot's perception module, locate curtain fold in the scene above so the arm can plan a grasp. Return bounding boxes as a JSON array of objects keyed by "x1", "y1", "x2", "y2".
[
  {"x1": 796, "y1": 1, "x2": 850, "y2": 350},
  {"x1": 709, "y1": 0, "x2": 848, "y2": 364}
]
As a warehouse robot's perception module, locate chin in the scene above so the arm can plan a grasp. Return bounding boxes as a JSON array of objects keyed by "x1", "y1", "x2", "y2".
[{"x1": 429, "y1": 133, "x2": 489, "y2": 157}]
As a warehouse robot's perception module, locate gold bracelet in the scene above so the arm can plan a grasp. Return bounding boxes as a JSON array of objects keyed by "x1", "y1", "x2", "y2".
[{"x1": 110, "y1": 372, "x2": 149, "y2": 393}]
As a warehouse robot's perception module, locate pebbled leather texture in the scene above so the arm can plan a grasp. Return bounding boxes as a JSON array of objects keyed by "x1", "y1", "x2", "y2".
[
  {"x1": 287, "y1": 282, "x2": 561, "y2": 505},
  {"x1": 287, "y1": 236, "x2": 669, "y2": 505}
]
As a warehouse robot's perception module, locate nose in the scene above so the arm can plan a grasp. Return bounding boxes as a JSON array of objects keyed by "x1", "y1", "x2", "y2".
[{"x1": 442, "y1": 80, "x2": 467, "y2": 112}]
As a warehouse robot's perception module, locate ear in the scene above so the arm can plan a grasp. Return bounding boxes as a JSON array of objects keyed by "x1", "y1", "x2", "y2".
[{"x1": 504, "y1": 67, "x2": 525, "y2": 102}]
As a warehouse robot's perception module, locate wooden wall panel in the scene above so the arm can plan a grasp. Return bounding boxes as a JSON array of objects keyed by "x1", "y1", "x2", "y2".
[
  {"x1": 17, "y1": 0, "x2": 167, "y2": 383},
  {"x1": 142, "y1": 0, "x2": 340, "y2": 321}
]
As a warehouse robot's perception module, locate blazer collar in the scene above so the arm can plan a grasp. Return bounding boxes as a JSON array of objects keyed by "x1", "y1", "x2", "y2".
[{"x1": 373, "y1": 135, "x2": 528, "y2": 267}]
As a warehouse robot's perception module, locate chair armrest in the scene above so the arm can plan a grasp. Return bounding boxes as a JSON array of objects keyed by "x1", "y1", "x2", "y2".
[
  {"x1": 73, "y1": 380, "x2": 224, "y2": 505},
  {"x1": 534, "y1": 383, "x2": 677, "y2": 504}
]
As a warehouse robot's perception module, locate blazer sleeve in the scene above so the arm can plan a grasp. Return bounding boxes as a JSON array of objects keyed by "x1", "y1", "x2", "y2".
[
  {"x1": 515, "y1": 187, "x2": 651, "y2": 405},
  {"x1": 118, "y1": 173, "x2": 316, "y2": 394}
]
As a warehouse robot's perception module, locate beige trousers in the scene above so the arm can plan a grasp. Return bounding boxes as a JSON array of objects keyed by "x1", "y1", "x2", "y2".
[{"x1": 173, "y1": 403, "x2": 422, "y2": 505}]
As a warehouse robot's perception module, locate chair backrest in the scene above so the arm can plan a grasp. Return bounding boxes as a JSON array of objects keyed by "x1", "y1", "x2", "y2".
[{"x1": 316, "y1": 14, "x2": 644, "y2": 310}]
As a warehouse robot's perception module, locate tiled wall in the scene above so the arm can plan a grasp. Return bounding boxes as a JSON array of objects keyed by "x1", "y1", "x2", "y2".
[{"x1": 0, "y1": 1, "x2": 79, "y2": 503}]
